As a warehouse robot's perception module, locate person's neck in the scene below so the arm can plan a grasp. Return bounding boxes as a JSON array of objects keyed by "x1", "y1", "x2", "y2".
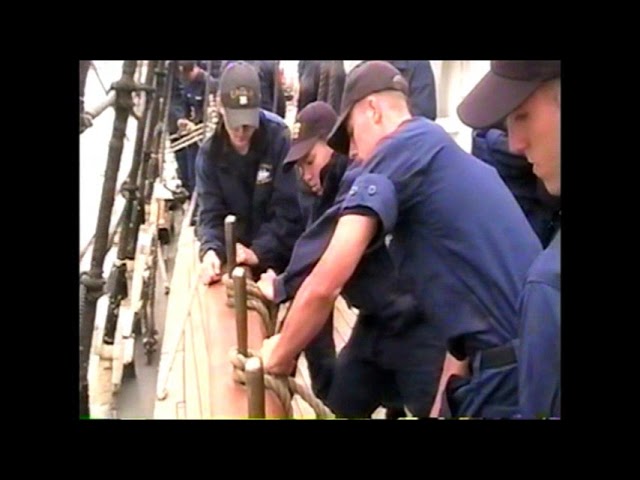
[
  {"x1": 368, "y1": 113, "x2": 413, "y2": 153},
  {"x1": 382, "y1": 112, "x2": 413, "y2": 137},
  {"x1": 232, "y1": 143, "x2": 250, "y2": 155}
]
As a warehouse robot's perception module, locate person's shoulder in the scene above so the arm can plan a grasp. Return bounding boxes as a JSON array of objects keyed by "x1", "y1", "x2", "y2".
[
  {"x1": 260, "y1": 110, "x2": 290, "y2": 140},
  {"x1": 526, "y1": 232, "x2": 560, "y2": 290},
  {"x1": 260, "y1": 109, "x2": 287, "y2": 128},
  {"x1": 384, "y1": 117, "x2": 452, "y2": 155}
]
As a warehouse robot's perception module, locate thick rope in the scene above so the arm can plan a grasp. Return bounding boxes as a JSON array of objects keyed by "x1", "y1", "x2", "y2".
[
  {"x1": 229, "y1": 348, "x2": 335, "y2": 419},
  {"x1": 327, "y1": 61, "x2": 342, "y2": 114},
  {"x1": 317, "y1": 62, "x2": 330, "y2": 103},
  {"x1": 222, "y1": 274, "x2": 277, "y2": 337}
]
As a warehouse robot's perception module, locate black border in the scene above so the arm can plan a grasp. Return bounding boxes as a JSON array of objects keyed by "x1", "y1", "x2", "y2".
[{"x1": 54, "y1": 51, "x2": 579, "y2": 444}]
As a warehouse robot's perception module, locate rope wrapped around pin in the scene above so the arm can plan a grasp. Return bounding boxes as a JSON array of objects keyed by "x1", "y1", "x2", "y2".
[
  {"x1": 228, "y1": 266, "x2": 334, "y2": 419},
  {"x1": 223, "y1": 272, "x2": 277, "y2": 337},
  {"x1": 229, "y1": 347, "x2": 335, "y2": 419}
]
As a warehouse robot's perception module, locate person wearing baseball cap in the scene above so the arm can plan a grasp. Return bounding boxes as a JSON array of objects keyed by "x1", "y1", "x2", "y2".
[
  {"x1": 459, "y1": 61, "x2": 561, "y2": 419},
  {"x1": 351, "y1": 60, "x2": 438, "y2": 120},
  {"x1": 258, "y1": 99, "x2": 444, "y2": 418},
  {"x1": 261, "y1": 61, "x2": 542, "y2": 419},
  {"x1": 257, "y1": 101, "x2": 346, "y2": 404},
  {"x1": 261, "y1": 100, "x2": 432, "y2": 418},
  {"x1": 282, "y1": 101, "x2": 341, "y2": 196},
  {"x1": 195, "y1": 61, "x2": 304, "y2": 285},
  {"x1": 219, "y1": 60, "x2": 287, "y2": 118},
  {"x1": 171, "y1": 61, "x2": 217, "y2": 197},
  {"x1": 327, "y1": 60, "x2": 410, "y2": 158}
]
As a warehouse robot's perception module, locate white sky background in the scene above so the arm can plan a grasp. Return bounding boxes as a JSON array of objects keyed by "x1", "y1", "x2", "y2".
[{"x1": 80, "y1": 62, "x2": 138, "y2": 255}]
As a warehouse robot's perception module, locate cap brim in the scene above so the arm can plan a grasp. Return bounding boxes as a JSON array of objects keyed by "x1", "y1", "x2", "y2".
[
  {"x1": 327, "y1": 107, "x2": 351, "y2": 156},
  {"x1": 457, "y1": 71, "x2": 541, "y2": 129},
  {"x1": 225, "y1": 108, "x2": 260, "y2": 129},
  {"x1": 283, "y1": 137, "x2": 319, "y2": 169}
]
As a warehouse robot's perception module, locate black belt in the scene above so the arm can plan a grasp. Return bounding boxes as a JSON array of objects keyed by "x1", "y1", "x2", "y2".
[{"x1": 476, "y1": 342, "x2": 517, "y2": 371}]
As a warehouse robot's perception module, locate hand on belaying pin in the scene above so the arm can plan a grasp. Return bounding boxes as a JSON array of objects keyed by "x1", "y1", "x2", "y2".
[
  {"x1": 236, "y1": 243, "x2": 259, "y2": 266},
  {"x1": 261, "y1": 334, "x2": 296, "y2": 376},
  {"x1": 200, "y1": 250, "x2": 222, "y2": 285},
  {"x1": 256, "y1": 269, "x2": 277, "y2": 301}
]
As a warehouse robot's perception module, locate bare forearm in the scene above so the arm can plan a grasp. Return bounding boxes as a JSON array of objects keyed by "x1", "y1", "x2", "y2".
[
  {"x1": 270, "y1": 279, "x2": 338, "y2": 368},
  {"x1": 265, "y1": 214, "x2": 377, "y2": 373}
]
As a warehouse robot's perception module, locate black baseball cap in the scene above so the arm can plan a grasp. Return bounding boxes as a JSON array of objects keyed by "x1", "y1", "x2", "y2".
[
  {"x1": 457, "y1": 60, "x2": 561, "y2": 129},
  {"x1": 219, "y1": 61, "x2": 262, "y2": 129},
  {"x1": 283, "y1": 101, "x2": 338, "y2": 169},
  {"x1": 327, "y1": 61, "x2": 409, "y2": 155}
]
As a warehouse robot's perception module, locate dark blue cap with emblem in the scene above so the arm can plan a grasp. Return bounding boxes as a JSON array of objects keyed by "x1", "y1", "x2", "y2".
[
  {"x1": 219, "y1": 61, "x2": 262, "y2": 129},
  {"x1": 283, "y1": 101, "x2": 338, "y2": 169}
]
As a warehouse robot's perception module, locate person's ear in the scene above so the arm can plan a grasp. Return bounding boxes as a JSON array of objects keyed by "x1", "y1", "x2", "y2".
[{"x1": 367, "y1": 96, "x2": 382, "y2": 124}]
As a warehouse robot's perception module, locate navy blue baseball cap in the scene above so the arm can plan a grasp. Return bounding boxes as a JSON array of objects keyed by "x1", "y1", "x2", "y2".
[
  {"x1": 284, "y1": 101, "x2": 338, "y2": 169},
  {"x1": 457, "y1": 60, "x2": 561, "y2": 129}
]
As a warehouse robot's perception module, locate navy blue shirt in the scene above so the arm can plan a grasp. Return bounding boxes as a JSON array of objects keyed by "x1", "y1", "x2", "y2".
[
  {"x1": 472, "y1": 128, "x2": 561, "y2": 248},
  {"x1": 518, "y1": 229, "x2": 561, "y2": 418},
  {"x1": 275, "y1": 152, "x2": 434, "y2": 367},
  {"x1": 276, "y1": 117, "x2": 542, "y2": 359},
  {"x1": 195, "y1": 110, "x2": 303, "y2": 274}
]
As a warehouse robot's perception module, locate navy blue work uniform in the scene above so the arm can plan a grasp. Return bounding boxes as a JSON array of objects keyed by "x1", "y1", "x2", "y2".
[
  {"x1": 386, "y1": 61, "x2": 437, "y2": 120},
  {"x1": 285, "y1": 117, "x2": 543, "y2": 417},
  {"x1": 472, "y1": 128, "x2": 561, "y2": 248},
  {"x1": 195, "y1": 110, "x2": 304, "y2": 276},
  {"x1": 518, "y1": 229, "x2": 560, "y2": 419},
  {"x1": 173, "y1": 69, "x2": 216, "y2": 195},
  {"x1": 283, "y1": 152, "x2": 351, "y2": 402},
  {"x1": 275, "y1": 159, "x2": 447, "y2": 418}
]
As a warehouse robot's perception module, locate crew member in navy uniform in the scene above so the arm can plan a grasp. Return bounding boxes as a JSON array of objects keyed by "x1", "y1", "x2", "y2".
[
  {"x1": 195, "y1": 61, "x2": 304, "y2": 284},
  {"x1": 471, "y1": 127, "x2": 560, "y2": 247},
  {"x1": 259, "y1": 101, "x2": 445, "y2": 418},
  {"x1": 458, "y1": 60, "x2": 561, "y2": 418},
  {"x1": 260, "y1": 61, "x2": 542, "y2": 418},
  {"x1": 172, "y1": 61, "x2": 216, "y2": 197}
]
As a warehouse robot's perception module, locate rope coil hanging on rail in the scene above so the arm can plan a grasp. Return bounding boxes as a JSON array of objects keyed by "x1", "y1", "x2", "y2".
[
  {"x1": 229, "y1": 347, "x2": 335, "y2": 419},
  {"x1": 222, "y1": 273, "x2": 277, "y2": 337}
]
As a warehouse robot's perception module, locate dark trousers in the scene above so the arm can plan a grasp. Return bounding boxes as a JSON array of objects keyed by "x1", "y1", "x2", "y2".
[
  {"x1": 442, "y1": 341, "x2": 519, "y2": 419},
  {"x1": 301, "y1": 313, "x2": 336, "y2": 402},
  {"x1": 326, "y1": 319, "x2": 446, "y2": 418}
]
